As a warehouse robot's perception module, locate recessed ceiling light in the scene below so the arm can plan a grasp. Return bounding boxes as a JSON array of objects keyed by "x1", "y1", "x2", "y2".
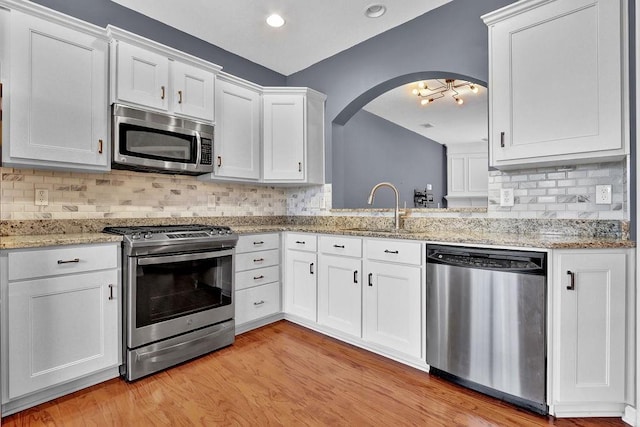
[
  {"x1": 365, "y1": 4, "x2": 387, "y2": 18},
  {"x1": 266, "y1": 14, "x2": 285, "y2": 28}
]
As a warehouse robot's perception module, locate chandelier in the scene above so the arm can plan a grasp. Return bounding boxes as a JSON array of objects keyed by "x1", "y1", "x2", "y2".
[{"x1": 412, "y1": 79, "x2": 479, "y2": 106}]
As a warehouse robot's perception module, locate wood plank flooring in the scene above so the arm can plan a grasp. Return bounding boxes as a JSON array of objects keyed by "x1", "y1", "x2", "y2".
[{"x1": 2, "y1": 321, "x2": 626, "y2": 426}]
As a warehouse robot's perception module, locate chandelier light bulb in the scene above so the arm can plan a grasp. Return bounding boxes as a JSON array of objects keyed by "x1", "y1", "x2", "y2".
[
  {"x1": 470, "y1": 84, "x2": 478, "y2": 93},
  {"x1": 421, "y1": 98, "x2": 429, "y2": 106},
  {"x1": 455, "y1": 97, "x2": 464, "y2": 105},
  {"x1": 412, "y1": 88, "x2": 419, "y2": 95},
  {"x1": 418, "y1": 81, "x2": 426, "y2": 89}
]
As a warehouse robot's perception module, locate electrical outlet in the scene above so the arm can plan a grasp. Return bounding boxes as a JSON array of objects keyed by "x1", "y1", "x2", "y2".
[
  {"x1": 595, "y1": 184, "x2": 612, "y2": 204},
  {"x1": 35, "y1": 189, "x2": 49, "y2": 206},
  {"x1": 500, "y1": 188, "x2": 514, "y2": 207}
]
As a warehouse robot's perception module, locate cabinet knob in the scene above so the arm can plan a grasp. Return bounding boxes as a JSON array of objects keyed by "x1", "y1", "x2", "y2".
[
  {"x1": 161, "y1": 86, "x2": 166, "y2": 100},
  {"x1": 566, "y1": 270, "x2": 576, "y2": 290}
]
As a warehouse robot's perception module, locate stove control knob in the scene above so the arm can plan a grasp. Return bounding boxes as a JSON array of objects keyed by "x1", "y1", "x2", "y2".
[
  {"x1": 218, "y1": 230, "x2": 225, "y2": 235},
  {"x1": 207, "y1": 230, "x2": 216, "y2": 236},
  {"x1": 132, "y1": 233, "x2": 141, "y2": 240},
  {"x1": 226, "y1": 230, "x2": 233, "y2": 234},
  {"x1": 144, "y1": 232, "x2": 153, "y2": 239}
]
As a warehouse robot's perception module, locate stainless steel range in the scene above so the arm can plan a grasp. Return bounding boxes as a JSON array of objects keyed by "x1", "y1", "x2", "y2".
[{"x1": 104, "y1": 224, "x2": 238, "y2": 381}]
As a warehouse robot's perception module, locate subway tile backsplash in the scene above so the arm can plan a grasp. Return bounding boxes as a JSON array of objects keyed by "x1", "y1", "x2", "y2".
[
  {"x1": 487, "y1": 160, "x2": 628, "y2": 220},
  {"x1": 0, "y1": 168, "x2": 289, "y2": 220}
]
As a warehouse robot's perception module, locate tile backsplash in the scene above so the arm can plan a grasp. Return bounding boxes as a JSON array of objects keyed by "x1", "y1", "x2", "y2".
[
  {"x1": 0, "y1": 168, "x2": 289, "y2": 220},
  {"x1": 487, "y1": 160, "x2": 628, "y2": 220}
]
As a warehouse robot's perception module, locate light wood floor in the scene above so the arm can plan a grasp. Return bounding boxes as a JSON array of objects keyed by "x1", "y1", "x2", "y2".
[{"x1": 3, "y1": 321, "x2": 626, "y2": 426}]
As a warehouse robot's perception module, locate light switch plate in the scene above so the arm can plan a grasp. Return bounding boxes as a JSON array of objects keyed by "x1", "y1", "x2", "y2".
[
  {"x1": 500, "y1": 188, "x2": 514, "y2": 207},
  {"x1": 595, "y1": 185, "x2": 612, "y2": 204}
]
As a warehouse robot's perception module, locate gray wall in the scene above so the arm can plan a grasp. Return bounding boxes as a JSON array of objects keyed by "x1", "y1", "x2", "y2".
[
  {"x1": 286, "y1": 0, "x2": 517, "y2": 202},
  {"x1": 30, "y1": 0, "x2": 286, "y2": 86},
  {"x1": 339, "y1": 110, "x2": 446, "y2": 209}
]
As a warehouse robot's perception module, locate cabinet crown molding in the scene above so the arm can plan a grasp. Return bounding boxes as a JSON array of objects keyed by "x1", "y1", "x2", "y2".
[
  {"x1": 107, "y1": 25, "x2": 222, "y2": 73},
  {"x1": 263, "y1": 86, "x2": 327, "y2": 101},
  {"x1": 0, "y1": 0, "x2": 108, "y2": 39},
  {"x1": 482, "y1": 0, "x2": 562, "y2": 25}
]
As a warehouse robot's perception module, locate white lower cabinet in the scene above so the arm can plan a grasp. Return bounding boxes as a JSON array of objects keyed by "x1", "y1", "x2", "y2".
[
  {"x1": 551, "y1": 249, "x2": 629, "y2": 416},
  {"x1": 8, "y1": 270, "x2": 119, "y2": 399},
  {"x1": 363, "y1": 260, "x2": 422, "y2": 358},
  {"x1": 284, "y1": 233, "x2": 318, "y2": 322},
  {"x1": 234, "y1": 234, "x2": 281, "y2": 333},
  {"x1": 3, "y1": 243, "x2": 120, "y2": 405},
  {"x1": 318, "y1": 236, "x2": 363, "y2": 337}
]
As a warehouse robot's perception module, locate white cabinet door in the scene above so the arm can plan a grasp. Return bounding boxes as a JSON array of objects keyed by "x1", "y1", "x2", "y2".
[
  {"x1": 8, "y1": 269, "x2": 119, "y2": 399},
  {"x1": 214, "y1": 78, "x2": 261, "y2": 180},
  {"x1": 172, "y1": 61, "x2": 214, "y2": 122},
  {"x1": 263, "y1": 94, "x2": 305, "y2": 181},
  {"x1": 318, "y1": 255, "x2": 362, "y2": 337},
  {"x1": 485, "y1": 0, "x2": 625, "y2": 168},
  {"x1": 553, "y1": 251, "x2": 626, "y2": 406},
  {"x1": 284, "y1": 250, "x2": 317, "y2": 321},
  {"x1": 115, "y1": 41, "x2": 169, "y2": 111},
  {"x1": 363, "y1": 260, "x2": 421, "y2": 358},
  {"x1": 7, "y1": 10, "x2": 109, "y2": 170}
]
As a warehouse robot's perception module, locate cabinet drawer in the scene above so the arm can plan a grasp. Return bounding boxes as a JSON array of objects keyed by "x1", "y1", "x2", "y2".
[
  {"x1": 236, "y1": 282, "x2": 281, "y2": 325},
  {"x1": 365, "y1": 239, "x2": 422, "y2": 266},
  {"x1": 285, "y1": 233, "x2": 317, "y2": 251},
  {"x1": 8, "y1": 244, "x2": 118, "y2": 281},
  {"x1": 236, "y1": 233, "x2": 280, "y2": 253},
  {"x1": 236, "y1": 265, "x2": 280, "y2": 291},
  {"x1": 319, "y1": 235, "x2": 362, "y2": 258},
  {"x1": 235, "y1": 249, "x2": 279, "y2": 272}
]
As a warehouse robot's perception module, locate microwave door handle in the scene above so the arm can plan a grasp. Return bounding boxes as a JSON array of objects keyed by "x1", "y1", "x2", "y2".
[{"x1": 194, "y1": 131, "x2": 202, "y2": 166}]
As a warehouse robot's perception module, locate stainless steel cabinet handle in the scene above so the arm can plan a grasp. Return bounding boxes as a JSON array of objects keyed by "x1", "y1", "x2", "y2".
[
  {"x1": 333, "y1": 244, "x2": 345, "y2": 249},
  {"x1": 254, "y1": 300, "x2": 265, "y2": 306},
  {"x1": 566, "y1": 270, "x2": 576, "y2": 290},
  {"x1": 384, "y1": 249, "x2": 399, "y2": 254},
  {"x1": 253, "y1": 258, "x2": 265, "y2": 263},
  {"x1": 108, "y1": 284, "x2": 115, "y2": 300},
  {"x1": 500, "y1": 131, "x2": 505, "y2": 148},
  {"x1": 161, "y1": 86, "x2": 165, "y2": 100},
  {"x1": 354, "y1": 270, "x2": 358, "y2": 284},
  {"x1": 57, "y1": 258, "x2": 80, "y2": 264},
  {"x1": 178, "y1": 90, "x2": 183, "y2": 104},
  {"x1": 368, "y1": 273, "x2": 373, "y2": 287},
  {"x1": 296, "y1": 241, "x2": 306, "y2": 245},
  {"x1": 253, "y1": 241, "x2": 264, "y2": 245},
  {"x1": 310, "y1": 262, "x2": 314, "y2": 274}
]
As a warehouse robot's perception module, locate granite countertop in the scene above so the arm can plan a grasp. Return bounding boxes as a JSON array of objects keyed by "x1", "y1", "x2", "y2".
[
  {"x1": 0, "y1": 233, "x2": 123, "y2": 250},
  {"x1": 0, "y1": 225, "x2": 634, "y2": 250},
  {"x1": 231, "y1": 225, "x2": 635, "y2": 249}
]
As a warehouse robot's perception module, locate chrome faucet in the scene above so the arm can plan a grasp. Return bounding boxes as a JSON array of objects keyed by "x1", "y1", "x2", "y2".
[{"x1": 367, "y1": 182, "x2": 401, "y2": 230}]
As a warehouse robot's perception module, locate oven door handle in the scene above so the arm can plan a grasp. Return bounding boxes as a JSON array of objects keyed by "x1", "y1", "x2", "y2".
[{"x1": 137, "y1": 249, "x2": 234, "y2": 265}]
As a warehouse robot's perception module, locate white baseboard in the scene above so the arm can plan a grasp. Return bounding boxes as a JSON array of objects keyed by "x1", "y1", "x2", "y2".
[{"x1": 622, "y1": 405, "x2": 636, "y2": 426}]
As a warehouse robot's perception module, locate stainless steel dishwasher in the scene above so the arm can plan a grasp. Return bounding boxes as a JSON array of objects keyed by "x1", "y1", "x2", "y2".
[{"x1": 426, "y1": 244, "x2": 547, "y2": 414}]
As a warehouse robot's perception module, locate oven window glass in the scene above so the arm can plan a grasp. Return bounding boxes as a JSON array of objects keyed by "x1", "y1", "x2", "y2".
[
  {"x1": 135, "y1": 254, "x2": 232, "y2": 328},
  {"x1": 120, "y1": 123, "x2": 197, "y2": 163}
]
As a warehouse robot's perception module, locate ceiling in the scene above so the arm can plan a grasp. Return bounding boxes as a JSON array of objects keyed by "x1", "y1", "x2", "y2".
[
  {"x1": 111, "y1": 0, "x2": 484, "y2": 146},
  {"x1": 363, "y1": 80, "x2": 488, "y2": 146},
  {"x1": 110, "y1": 0, "x2": 451, "y2": 75}
]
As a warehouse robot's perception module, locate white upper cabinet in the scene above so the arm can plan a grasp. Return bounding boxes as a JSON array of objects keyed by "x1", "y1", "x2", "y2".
[
  {"x1": 445, "y1": 142, "x2": 488, "y2": 207},
  {"x1": 483, "y1": 0, "x2": 627, "y2": 169},
  {"x1": 1, "y1": 4, "x2": 109, "y2": 172},
  {"x1": 212, "y1": 73, "x2": 261, "y2": 181},
  {"x1": 262, "y1": 88, "x2": 325, "y2": 184},
  {"x1": 109, "y1": 27, "x2": 219, "y2": 123}
]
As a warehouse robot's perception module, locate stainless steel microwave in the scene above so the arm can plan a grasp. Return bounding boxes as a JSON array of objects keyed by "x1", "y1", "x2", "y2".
[{"x1": 112, "y1": 104, "x2": 213, "y2": 175}]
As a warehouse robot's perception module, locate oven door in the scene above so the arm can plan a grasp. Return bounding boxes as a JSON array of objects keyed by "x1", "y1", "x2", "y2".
[{"x1": 126, "y1": 249, "x2": 234, "y2": 349}]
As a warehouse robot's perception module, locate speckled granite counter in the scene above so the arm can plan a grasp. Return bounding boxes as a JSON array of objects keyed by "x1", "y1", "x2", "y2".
[
  {"x1": 0, "y1": 216, "x2": 634, "y2": 250},
  {"x1": 0, "y1": 233, "x2": 123, "y2": 250}
]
